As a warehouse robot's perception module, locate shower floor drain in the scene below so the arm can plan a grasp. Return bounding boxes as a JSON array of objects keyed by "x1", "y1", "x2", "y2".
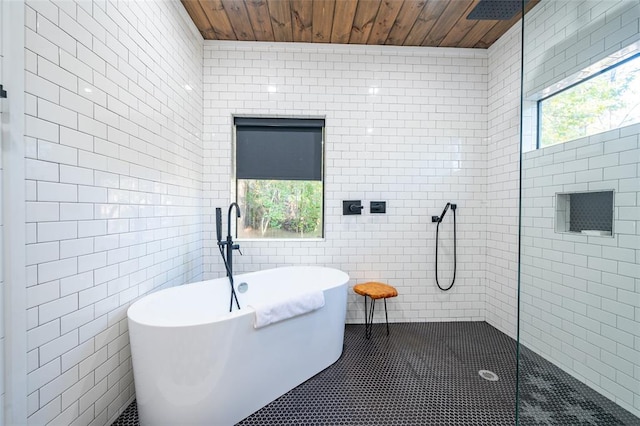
[{"x1": 479, "y1": 370, "x2": 499, "y2": 381}]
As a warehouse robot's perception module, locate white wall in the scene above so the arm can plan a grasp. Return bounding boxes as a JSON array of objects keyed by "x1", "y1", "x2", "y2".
[
  {"x1": 3, "y1": 1, "x2": 27, "y2": 422},
  {"x1": 521, "y1": 126, "x2": 640, "y2": 416},
  {"x1": 0, "y1": 0, "x2": 5, "y2": 419},
  {"x1": 202, "y1": 42, "x2": 488, "y2": 323},
  {"x1": 487, "y1": 0, "x2": 640, "y2": 417},
  {"x1": 23, "y1": 1, "x2": 203, "y2": 424},
  {"x1": 521, "y1": 0, "x2": 640, "y2": 416},
  {"x1": 486, "y1": 23, "x2": 521, "y2": 337}
]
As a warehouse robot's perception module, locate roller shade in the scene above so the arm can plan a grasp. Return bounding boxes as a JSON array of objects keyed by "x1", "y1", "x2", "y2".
[{"x1": 235, "y1": 117, "x2": 324, "y2": 181}]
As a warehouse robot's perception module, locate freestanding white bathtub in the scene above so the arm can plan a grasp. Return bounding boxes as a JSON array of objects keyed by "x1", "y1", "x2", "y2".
[{"x1": 127, "y1": 266, "x2": 349, "y2": 426}]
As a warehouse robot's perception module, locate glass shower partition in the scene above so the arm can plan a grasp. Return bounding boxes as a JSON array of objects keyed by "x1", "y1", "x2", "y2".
[{"x1": 518, "y1": 0, "x2": 640, "y2": 424}]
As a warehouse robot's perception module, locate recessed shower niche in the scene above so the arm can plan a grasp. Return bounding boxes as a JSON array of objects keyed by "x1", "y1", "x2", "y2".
[{"x1": 555, "y1": 190, "x2": 614, "y2": 236}]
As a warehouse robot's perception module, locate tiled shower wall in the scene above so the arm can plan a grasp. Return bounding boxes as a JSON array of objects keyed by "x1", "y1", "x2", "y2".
[
  {"x1": 0, "y1": 0, "x2": 5, "y2": 415},
  {"x1": 487, "y1": 0, "x2": 640, "y2": 417},
  {"x1": 485, "y1": 22, "x2": 521, "y2": 338},
  {"x1": 521, "y1": 127, "x2": 640, "y2": 416},
  {"x1": 23, "y1": 1, "x2": 203, "y2": 424},
  {"x1": 202, "y1": 42, "x2": 488, "y2": 323},
  {"x1": 521, "y1": 0, "x2": 640, "y2": 416}
]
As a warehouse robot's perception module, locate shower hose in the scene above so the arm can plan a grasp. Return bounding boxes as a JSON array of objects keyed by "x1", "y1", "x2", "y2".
[
  {"x1": 219, "y1": 243, "x2": 241, "y2": 312},
  {"x1": 435, "y1": 204, "x2": 457, "y2": 291}
]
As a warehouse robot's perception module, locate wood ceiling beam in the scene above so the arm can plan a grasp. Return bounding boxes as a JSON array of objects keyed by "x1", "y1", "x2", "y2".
[
  {"x1": 422, "y1": 0, "x2": 473, "y2": 46},
  {"x1": 368, "y1": 0, "x2": 404, "y2": 45},
  {"x1": 181, "y1": 0, "x2": 217, "y2": 39},
  {"x1": 221, "y1": 0, "x2": 256, "y2": 40},
  {"x1": 385, "y1": 0, "x2": 428, "y2": 46},
  {"x1": 477, "y1": 0, "x2": 539, "y2": 48},
  {"x1": 291, "y1": 0, "x2": 313, "y2": 42},
  {"x1": 331, "y1": 0, "x2": 358, "y2": 44},
  {"x1": 438, "y1": 0, "x2": 481, "y2": 47},
  {"x1": 267, "y1": 0, "x2": 294, "y2": 42},
  {"x1": 245, "y1": 0, "x2": 276, "y2": 41},
  {"x1": 350, "y1": 0, "x2": 382, "y2": 44},
  {"x1": 199, "y1": 0, "x2": 237, "y2": 40},
  {"x1": 403, "y1": 0, "x2": 448, "y2": 46},
  {"x1": 182, "y1": 0, "x2": 541, "y2": 49},
  {"x1": 457, "y1": 20, "x2": 498, "y2": 49},
  {"x1": 313, "y1": 0, "x2": 336, "y2": 43}
]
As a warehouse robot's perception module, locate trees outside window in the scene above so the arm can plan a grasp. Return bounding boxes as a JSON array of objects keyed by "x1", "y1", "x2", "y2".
[
  {"x1": 539, "y1": 55, "x2": 640, "y2": 148},
  {"x1": 238, "y1": 180, "x2": 322, "y2": 239}
]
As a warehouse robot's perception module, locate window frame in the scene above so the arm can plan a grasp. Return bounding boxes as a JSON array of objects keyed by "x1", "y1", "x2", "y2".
[
  {"x1": 232, "y1": 116, "x2": 326, "y2": 241},
  {"x1": 536, "y1": 52, "x2": 640, "y2": 149}
]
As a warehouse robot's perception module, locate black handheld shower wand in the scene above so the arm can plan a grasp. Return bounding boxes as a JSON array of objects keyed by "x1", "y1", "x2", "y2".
[
  {"x1": 434, "y1": 202, "x2": 457, "y2": 291},
  {"x1": 439, "y1": 202, "x2": 451, "y2": 222},
  {"x1": 215, "y1": 208, "x2": 222, "y2": 243}
]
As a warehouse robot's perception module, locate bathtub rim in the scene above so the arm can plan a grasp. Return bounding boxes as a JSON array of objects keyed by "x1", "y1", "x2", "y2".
[{"x1": 127, "y1": 265, "x2": 349, "y2": 329}]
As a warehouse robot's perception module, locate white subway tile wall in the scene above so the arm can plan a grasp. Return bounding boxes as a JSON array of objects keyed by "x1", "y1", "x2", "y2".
[
  {"x1": 23, "y1": 1, "x2": 203, "y2": 425},
  {"x1": 519, "y1": 0, "x2": 640, "y2": 417},
  {"x1": 0, "y1": 0, "x2": 5, "y2": 413},
  {"x1": 521, "y1": 1, "x2": 640, "y2": 152},
  {"x1": 202, "y1": 42, "x2": 488, "y2": 325},
  {"x1": 523, "y1": 1, "x2": 640, "y2": 100},
  {"x1": 521, "y1": 127, "x2": 640, "y2": 415},
  {"x1": 486, "y1": 23, "x2": 521, "y2": 338},
  {"x1": 13, "y1": 0, "x2": 639, "y2": 424}
]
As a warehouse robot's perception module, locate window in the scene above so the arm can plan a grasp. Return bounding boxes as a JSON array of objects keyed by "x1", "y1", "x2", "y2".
[
  {"x1": 538, "y1": 54, "x2": 640, "y2": 148},
  {"x1": 234, "y1": 117, "x2": 324, "y2": 239}
]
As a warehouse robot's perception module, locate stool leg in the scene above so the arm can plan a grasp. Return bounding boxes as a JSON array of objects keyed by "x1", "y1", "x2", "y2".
[
  {"x1": 384, "y1": 298, "x2": 389, "y2": 336},
  {"x1": 363, "y1": 296, "x2": 368, "y2": 339},
  {"x1": 367, "y1": 299, "x2": 376, "y2": 339},
  {"x1": 365, "y1": 296, "x2": 376, "y2": 339}
]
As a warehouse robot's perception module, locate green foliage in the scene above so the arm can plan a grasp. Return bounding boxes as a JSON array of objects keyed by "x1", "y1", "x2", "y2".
[
  {"x1": 240, "y1": 180, "x2": 322, "y2": 238},
  {"x1": 540, "y1": 58, "x2": 640, "y2": 147}
]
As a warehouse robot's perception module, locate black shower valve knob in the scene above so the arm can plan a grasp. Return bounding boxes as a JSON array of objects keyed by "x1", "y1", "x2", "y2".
[{"x1": 343, "y1": 200, "x2": 363, "y2": 215}]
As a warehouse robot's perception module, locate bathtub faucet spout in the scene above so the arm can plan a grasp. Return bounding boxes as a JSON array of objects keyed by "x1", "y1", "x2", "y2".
[{"x1": 225, "y1": 202, "x2": 242, "y2": 276}]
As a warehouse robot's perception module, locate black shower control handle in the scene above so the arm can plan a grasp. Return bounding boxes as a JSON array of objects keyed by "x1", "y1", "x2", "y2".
[
  {"x1": 370, "y1": 201, "x2": 386, "y2": 213},
  {"x1": 343, "y1": 200, "x2": 363, "y2": 215}
]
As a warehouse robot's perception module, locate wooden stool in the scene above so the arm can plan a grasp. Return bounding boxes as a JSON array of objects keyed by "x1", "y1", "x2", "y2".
[{"x1": 353, "y1": 282, "x2": 398, "y2": 339}]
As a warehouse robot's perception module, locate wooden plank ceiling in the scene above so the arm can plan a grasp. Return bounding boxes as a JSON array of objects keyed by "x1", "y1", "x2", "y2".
[{"x1": 181, "y1": 0, "x2": 538, "y2": 48}]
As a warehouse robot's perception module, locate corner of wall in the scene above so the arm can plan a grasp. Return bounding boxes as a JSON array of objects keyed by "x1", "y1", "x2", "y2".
[
  {"x1": 2, "y1": 0, "x2": 28, "y2": 423},
  {"x1": 485, "y1": 20, "x2": 523, "y2": 339},
  {"x1": 20, "y1": 0, "x2": 205, "y2": 424}
]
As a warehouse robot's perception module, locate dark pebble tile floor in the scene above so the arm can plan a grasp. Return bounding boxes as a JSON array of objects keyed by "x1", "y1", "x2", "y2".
[{"x1": 113, "y1": 322, "x2": 638, "y2": 425}]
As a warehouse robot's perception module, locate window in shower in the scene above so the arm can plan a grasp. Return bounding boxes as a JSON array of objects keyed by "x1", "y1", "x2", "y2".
[
  {"x1": 234, "y1": 117, "x2": 324, "y2": 240},
  {"x1": 538, "y1": 53, "x2": 640, "y2": 148}
]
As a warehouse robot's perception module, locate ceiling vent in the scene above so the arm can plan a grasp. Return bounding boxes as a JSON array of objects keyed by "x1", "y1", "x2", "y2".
[{"x1": 467, "y1": 0, "x2": 528, "y2": 20}]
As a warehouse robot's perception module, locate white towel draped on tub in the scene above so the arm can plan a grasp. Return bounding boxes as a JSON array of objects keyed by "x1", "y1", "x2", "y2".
[{"x1": 249, "y1": 290, "x2": 325, "y2": 329}]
